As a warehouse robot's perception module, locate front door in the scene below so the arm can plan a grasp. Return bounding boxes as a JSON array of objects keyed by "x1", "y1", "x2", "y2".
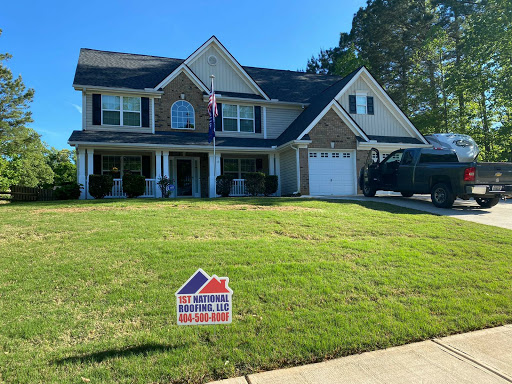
[{"x1": 177, "y1": 159, "x2": 193, "y2": 196}]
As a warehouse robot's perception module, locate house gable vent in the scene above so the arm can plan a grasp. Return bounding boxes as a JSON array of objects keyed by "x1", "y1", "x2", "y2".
[{"x1": 207, "y1": 55, "x2": 218, "y2": 66}]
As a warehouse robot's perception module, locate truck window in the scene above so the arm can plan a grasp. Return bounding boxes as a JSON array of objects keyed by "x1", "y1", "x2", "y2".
[
  {"x1": 419, "y1": 152, "x2": 459, "y2": 163},
  {"x1": 382, "y1": 150, "x2": 403, "y2": 164},
  {"x1": 401, "y1": 151, "x2": 414, "y2": 165}
]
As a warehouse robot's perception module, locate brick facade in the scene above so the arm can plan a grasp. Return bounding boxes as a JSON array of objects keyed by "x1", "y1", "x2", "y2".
[
  {"x1": 356, "y1": 150, "x2": 370, "y2": 192},
  {"x1": 308, "y1": 109, "x2": 357, "y2": 150},
  {"x1": 297, "y1": 109, "x2": 361, "y2": 195},
  {"x1": 154, "y1": 73, "x2": 209, "y2": 133},
  {"x1": 298, "y1": 148, "x2": 309, "y2": 195}
]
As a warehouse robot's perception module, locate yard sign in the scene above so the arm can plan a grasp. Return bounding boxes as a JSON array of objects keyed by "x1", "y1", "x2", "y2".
[{"x1": 175, "y1": 269, "x2": 233, "y2": 325}]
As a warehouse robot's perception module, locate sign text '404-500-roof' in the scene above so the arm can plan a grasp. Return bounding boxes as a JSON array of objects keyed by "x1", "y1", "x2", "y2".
[{"x1": 175, "y1": 269, "x2": 233, "y2": 325}]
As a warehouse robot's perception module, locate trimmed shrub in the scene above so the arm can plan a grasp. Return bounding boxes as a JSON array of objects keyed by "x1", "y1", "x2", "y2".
[
  {"x1": 88, "y1": 174, "x2": 113, "y2": 199},
  {"x1": 216, "y1": 175, "x2": 233, "y2": 197},
  {"x1": 264, "y1": 175, "x2": 278, "y2": 196},
  {"x1": 122, "y1": 172, "x2": 146, "y2": 198},
  {"x1": 245, "y1": 172, "x2": 265, "y2": 196},
  {"x1": 55, "y1": 182, "x2": 82, "y2": 200}
]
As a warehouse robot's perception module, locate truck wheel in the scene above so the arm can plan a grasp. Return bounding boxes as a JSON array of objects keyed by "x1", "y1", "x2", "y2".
[
  {"x1": 401, "y1": 191, "x2": 414, "y2": 197},
  {"x1": 363, "y1": 182, "x2": 376, "y2": 197},
  {"x1": 475, "y1": 197, "x2": 500, "y2": 208},
  {"x1": 431, "y1": 183, "x2": 455, "y2": 208}
]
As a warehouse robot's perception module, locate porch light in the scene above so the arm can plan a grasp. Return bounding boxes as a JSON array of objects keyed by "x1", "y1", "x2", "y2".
[
  {"x1": 180, "y1": 93, "x2": 186, "y2": 100},
  {"x1": 330, "y1": 141, "x2": 335, "y2": 149}
]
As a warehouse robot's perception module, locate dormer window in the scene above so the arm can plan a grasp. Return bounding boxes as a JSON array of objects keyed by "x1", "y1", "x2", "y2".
[
  {"x1": 171, "y1": 100, "x2": 195, "y2": 129},
  {"x1": 101, "y1": 95, "x2": 141, "y2": 126}
]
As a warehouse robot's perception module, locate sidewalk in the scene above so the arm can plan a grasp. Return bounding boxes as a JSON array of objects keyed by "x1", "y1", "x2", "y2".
[{"x1": 210, "y1": 325, "x2": 512, "y2": 384}]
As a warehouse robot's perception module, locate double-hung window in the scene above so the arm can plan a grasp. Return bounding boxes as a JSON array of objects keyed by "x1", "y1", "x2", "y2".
[
  {"x1": 223, "y1": 158, "x2": 256, "y2": 179},
  {"x1": 356, "y1": 95, "x2": 367, "y2": 114},
  {"x1": 101, "y1": 95, "x2": 141, "y2": 126},
  {"x1": 102, "y1": 155, "x2": 142, "y2": 178},
  {"x1": 222, "y1": 104, "x2": 254, "y2": 133}
]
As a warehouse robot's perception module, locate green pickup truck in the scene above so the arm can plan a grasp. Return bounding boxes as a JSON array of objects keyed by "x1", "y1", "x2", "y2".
[{"x1": 359, "y1": 148, "x2": 512, "y2": 208}]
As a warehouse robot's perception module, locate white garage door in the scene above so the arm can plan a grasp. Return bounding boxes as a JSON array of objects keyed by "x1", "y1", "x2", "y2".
[{"x1": 308, "y1": 151, "x2": 355, "y2": 196}]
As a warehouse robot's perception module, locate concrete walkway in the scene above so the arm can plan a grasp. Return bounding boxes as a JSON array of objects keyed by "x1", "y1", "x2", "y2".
[
  {"x1": 210, "y1": 326, "x2": 512, "y2": 384},
  {"x1": 318, "y1": 193, "x2": 512, "y2": 230}
]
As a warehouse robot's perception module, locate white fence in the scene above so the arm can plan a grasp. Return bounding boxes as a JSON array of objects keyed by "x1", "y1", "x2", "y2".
[
  {"x1": 230, "y1": 179, "x2": 247, "y2": 196},
  {"x1": 105, "y1": 178, "x2": 156, "y2": 198}
]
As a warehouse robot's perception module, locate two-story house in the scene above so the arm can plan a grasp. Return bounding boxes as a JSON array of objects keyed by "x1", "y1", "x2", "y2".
[{"x1": 69, "y1": 36, "x2": 430, "y2": 199}]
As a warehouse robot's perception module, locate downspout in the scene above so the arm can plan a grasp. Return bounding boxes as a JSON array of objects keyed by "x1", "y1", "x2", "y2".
[{"x1": 291, "y1": 144, "x2": 300, "y2": 195}]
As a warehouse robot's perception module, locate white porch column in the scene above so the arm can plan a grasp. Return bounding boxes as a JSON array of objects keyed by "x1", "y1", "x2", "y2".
[
  {"x1": 275, "y1": 153, "x2": 281, "y2": 196},
  {"x1": 162, "y1": 151, "x2": 169, "y2": 178},
  {"x1": 86, "y1": 148, "x2": 94, "y2": 199},
  {"x1": 77, "y1": 148, "x2": 86, "y2": 200},
  {"x1": 155, "y1": 150, "x2": 162, "y2": 198},
  {"x1": 208, "y1": 152, "x2": 221, "y2": 198},
  {"x1": 263, "y1": 106, "x2": 267, "y2": 139},
  {"x1": 269, "y1": 153, "x2": 275, "y2": 175}
]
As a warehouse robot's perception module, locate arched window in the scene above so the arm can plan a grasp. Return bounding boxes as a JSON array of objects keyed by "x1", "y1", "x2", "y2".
[{"x1": 171, "y1": 100, "x2": 195, "y2": 129}]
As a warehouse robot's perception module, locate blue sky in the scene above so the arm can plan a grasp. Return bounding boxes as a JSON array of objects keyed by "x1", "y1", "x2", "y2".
[{"x1": 1, "y1": 0, "x2": 365, "y2": 149}]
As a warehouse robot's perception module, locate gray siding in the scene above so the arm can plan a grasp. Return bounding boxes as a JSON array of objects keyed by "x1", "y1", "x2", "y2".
[
  {"x1": 266, "y1": 107, "x2": 302, "y2": 139},
  {"x1": 279, "y1": 148, "x2": 297, "y2": 195},
  {"x1": 189, "y1": 46, "x2": 257, "y2": 95},
  {"x1": 338, "y1": 76, "x2": 413, "y2": 137},
  {"x1": 84, "y1": 93, "x2": 153, "y2": 133}
]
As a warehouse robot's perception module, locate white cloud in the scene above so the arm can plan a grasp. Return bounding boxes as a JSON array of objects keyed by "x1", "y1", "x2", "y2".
[{"x1": 71, "y1": 103, "x2": 82, "y2": 114}]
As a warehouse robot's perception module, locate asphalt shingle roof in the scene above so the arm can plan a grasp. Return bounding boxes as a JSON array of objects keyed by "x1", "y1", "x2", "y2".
[
  {"x1": 68, "y1": 130, "x2": 277, "y2": 148},
  {"x1": 275, "y1": 67, "x2": 363, "y2": 146},
  {"x1": 243, "y1": 66, "x2": 342, "y2": 103},
  {"x1": 73, "y1": 49, "x2": 184, "y2": 90},
  {"x1": 73, "y1": 48, "x2": 343, "y2": 103}
]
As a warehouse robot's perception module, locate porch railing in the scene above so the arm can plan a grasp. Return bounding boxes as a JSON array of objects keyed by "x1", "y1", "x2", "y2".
[
  {"x1": 230, "y1": 179, "x2": 247, "y2": 196},
  {"x1": 105, "y1": 178, "x2": 156, "y2": 198}
]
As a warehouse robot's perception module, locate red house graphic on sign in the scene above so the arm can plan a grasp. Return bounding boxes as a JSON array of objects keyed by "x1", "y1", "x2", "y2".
[{"x1": 198, "y1": 276, "x2": 230, "y2": 294}]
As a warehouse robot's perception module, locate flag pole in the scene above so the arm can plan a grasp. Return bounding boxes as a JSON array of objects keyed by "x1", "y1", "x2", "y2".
[{"x1": 210, "y1": 75, "x2": 216, "y2": 196}]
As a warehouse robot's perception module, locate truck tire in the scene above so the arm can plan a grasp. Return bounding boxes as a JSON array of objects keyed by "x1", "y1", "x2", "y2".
[
  {"x1": 401, "y1": 191, "x2": 414, "y2": 197},
  {"x1": 475, "y1": 197, "x2": 500, "y2": 208},
  {"x1": 363, "y1": 182, "x2": 376, "y2": 197},
  {"x1": 431, "y1": 183, "x2": 455, "y2": 208}
]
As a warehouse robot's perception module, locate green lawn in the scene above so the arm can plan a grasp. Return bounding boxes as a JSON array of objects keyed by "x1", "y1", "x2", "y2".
[{"x1": 1, "y1": 198, "x2": 511, "y2": 383}]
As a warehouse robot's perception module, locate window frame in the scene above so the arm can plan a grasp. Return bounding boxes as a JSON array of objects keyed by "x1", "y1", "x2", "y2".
[
  {"x1": 222, "y1": 104, "x2": 255, "y2": 133},
  {"x1": 101, "y1": 155, "x2": 142, "y2": 178},
  {"x1": 222, "y1": 158, "x2": 257, "y2": 179},
  {"x1": 101, "y1": 95, "x2": 142, "y2": 127},
  {"x1": 356, "y1": 93, "x2": 368, "y2": 115},
  {"x1": 171, "y1": 100, "x2": 196, "y2": 130}
]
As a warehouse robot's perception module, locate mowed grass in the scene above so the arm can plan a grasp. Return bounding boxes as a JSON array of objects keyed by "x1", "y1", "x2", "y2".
[{"x1": 1, "y1": 198, "x2": 512, "y2": 383}]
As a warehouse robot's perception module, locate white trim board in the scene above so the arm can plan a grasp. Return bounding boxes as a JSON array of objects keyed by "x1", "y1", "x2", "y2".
[
  {"x1": 153, "y1": 36, "x2": 270, "y2": 100},
  {"x1": 338, "y1": 67, "x2": 429, "y2": 145},
  {"x1": 297, "y1": 100, "x2": 370, "y2": 142},
  {"x1": 184, "y1": 36, "x2": 270, "y2": 100},
  {"x1": 154, "y1": 64, "x2": 210, "y2": 93}
]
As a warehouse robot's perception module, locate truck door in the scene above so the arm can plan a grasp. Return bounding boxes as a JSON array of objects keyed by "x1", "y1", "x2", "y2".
[
  {"x1": 397, "y1": 150, "x2": 415, "y2": 191},
  {"x1": 380, "y1": 150, "x2": 404, "y2": 189}
]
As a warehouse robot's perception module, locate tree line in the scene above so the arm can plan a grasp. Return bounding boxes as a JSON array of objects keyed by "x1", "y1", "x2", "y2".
[
  {"x1": 0, "y1": 29, "x2": 75, "y2": 190},
  {"x1": 307, "y1": 0, "x2": 511, "y2": 161}
]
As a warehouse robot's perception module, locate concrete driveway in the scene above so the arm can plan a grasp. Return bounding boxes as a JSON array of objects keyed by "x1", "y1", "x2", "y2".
[{"x1": 318, "y1": 192, "x2": 512, "y2": 230}]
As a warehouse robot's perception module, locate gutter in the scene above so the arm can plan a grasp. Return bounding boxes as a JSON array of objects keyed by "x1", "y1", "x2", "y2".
[
  {"x1": 202, "y1": 95, "x2": 309, "y2": 108},
  {"x1": 67, "y1": 141, "x2": 279, "y2": 153},
  {"x1": 73, "y1": 84, "x2": 164, "y2": 96}
]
